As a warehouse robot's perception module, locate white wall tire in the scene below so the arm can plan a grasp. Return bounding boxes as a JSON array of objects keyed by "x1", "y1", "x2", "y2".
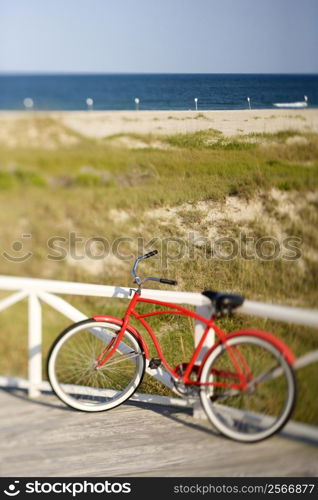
[
  {"x1": 199, "y1": 335, "x2": 296, "y2": 442},
  {"x1": 47, "y1": 319, "x2": 145, "y2": 412}
]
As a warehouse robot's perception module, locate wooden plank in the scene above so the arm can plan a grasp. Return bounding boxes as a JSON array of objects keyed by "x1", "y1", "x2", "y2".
[
  {"x1": 0, "y1": 390, "x2": 317, "y2": 477},
  {"x1": 1, "y1": 274, "x2": 318, "y2": 327}
]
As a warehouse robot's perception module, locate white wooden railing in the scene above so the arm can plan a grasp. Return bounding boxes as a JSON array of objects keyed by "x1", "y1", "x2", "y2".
[{"x1": 0, "y1": 274, "x2": 318, "y2": 408}]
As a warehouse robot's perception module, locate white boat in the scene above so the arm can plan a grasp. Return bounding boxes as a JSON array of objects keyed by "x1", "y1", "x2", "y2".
[{"x1": 273, "y1": 95, "x2": 308, "y2": 108}]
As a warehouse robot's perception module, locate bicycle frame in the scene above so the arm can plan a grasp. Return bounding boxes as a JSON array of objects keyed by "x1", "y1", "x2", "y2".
[{"x1": 93, "y1": 290, "x2": 249, "y2": 389}]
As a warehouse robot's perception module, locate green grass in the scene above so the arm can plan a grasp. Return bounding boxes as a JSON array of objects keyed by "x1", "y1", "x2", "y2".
[
  {"x1": 0, "y1": 168, "x2": 46, "y2": 189},
  {"x1": 0, "y1": 135, "x2": 317, "y2": 204},
  {"x1": 0, "y1": 119, "x2": 317, "y2": 424}
]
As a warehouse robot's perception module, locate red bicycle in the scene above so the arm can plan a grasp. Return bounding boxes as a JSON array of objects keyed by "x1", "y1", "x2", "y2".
[{"x1": 48, "y1": 250, "x2": 296, "y2": 442}]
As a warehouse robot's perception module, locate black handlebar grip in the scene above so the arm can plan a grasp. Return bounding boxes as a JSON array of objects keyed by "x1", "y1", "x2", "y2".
[
  {"x1": 143, "y1": 250, "x2": 158, "y2": 259},
  {"x1": 160, "y1": 278, "x2": 178, "y2": 286}
]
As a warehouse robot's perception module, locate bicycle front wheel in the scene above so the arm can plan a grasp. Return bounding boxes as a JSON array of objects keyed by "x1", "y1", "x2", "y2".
[
  {"x1": 47, "y1": 319, "x2": 145, "y2": 412},
  {"x1": 199, "y1": 335, "x2": 296, "y2": 442}
]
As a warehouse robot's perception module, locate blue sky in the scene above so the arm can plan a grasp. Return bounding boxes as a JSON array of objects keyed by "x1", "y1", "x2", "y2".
[{"x1": 0, "y1": 0, "x2": 317, "y2": 73}]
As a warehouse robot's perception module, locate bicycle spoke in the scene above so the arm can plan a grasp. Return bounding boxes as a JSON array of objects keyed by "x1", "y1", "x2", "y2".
[
  {"x1": 247, "y1": 363, "x2": 284, "y2": 387},
  {"x1": 97, "y1": 351, "x2": 140, "y2": 369}
]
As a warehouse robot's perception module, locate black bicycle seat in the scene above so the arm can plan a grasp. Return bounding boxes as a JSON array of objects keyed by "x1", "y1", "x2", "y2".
[{"x1": 202, "y1": 290, "x2": 244, "y2": 315}]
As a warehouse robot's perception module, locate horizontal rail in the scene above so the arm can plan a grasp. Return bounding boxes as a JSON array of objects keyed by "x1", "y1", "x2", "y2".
[
  {"x1": 0, "y1": 275, "x2": 208, "y2": 306},
  {"x1": 240, "y1": 300, "x2": 318, "y2": 329},
  {"x1": 1, "y1": 274, "x2": 318, "y2": 327},
  {"x1": 0, "y1": 376, "x2": 194, "y2": 408}
]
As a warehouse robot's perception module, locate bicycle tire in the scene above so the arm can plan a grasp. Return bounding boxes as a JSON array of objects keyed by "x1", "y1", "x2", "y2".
[
  {"x1": 47, "y1": 319, "x2": 146, "y2": 412},
  {"x1": 199, "y1": 335, "x2": 296, "y2": 442}
]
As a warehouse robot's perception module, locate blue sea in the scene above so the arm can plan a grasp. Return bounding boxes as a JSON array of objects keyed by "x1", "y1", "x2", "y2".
[{"x1": 0, "y1": 73, "x2": 317, "y2": 111}]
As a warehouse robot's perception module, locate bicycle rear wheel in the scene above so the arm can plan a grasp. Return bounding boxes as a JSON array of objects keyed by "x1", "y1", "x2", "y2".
[
  {"x1": 47, "y1": 319, "x2": 145, "y2": 412},
  {"x1": 199, "y1": 335, "x2": 296, "y2": 442}
]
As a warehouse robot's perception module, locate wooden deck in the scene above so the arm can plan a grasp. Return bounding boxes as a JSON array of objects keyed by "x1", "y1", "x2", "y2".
[{"x1": 0, "y1": 389, "x2": 317, "y2": 477}]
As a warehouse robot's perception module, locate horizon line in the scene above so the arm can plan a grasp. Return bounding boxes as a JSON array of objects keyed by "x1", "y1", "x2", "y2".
[{"x1": 1, "y1": 71, "x2": 318, "y2": 76}]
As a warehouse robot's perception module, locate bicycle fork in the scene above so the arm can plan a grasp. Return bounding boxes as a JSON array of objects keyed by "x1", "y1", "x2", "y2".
[{"x1": 94, "y1": 291, "x2": 140, "y2": 369}]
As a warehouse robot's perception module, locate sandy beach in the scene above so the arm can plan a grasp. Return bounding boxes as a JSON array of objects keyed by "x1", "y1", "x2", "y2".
[
  {"x1": 0, "y1": 109, "x2": 318, "y2": 149},
  {"x1": 60, "y1": 108, "x2": 318, "y2": 138}
]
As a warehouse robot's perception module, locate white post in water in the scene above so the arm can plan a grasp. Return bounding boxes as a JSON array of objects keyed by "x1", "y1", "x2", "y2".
[
  {"x1": 86, "y1": 97, "x2": 94, "y2": 110},
  {"x1": 23, "y1": 98, "x2": 34, "y2": 110},
  {"x1": 247, "y1": 97, "x2": 251, "y2": 110},
  {"x1": 194, "y1": 97, "x2": 198, "y2": 111},
  {"x1": 134, "y1": 97, "x2": 140, "y2": 110}
]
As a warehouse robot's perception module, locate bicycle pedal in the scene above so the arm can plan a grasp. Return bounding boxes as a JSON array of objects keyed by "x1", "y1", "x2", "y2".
[{"x1": 149, "y1": 358, "x2": 162, "y2": 369}]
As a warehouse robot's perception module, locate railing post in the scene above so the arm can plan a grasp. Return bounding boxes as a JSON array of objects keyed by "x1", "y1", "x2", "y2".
[
  {"x1": 193, "y1": 303, "x2": 214, "y2": 419},
  {"x1": 28, "y1": 293, "x2": 42, "y2": 397}
]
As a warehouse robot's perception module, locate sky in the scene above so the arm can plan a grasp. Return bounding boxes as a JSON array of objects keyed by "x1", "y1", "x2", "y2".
[{"x1": 0, "y1": 0, "x2": 317, "y2": 74}]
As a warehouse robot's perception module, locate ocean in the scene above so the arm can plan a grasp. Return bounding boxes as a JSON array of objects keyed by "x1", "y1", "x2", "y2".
[{"x1": 0, "y1": 73, "x2": 317, "y2": 111}]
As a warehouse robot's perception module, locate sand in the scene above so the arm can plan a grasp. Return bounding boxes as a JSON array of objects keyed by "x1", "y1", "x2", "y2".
[
  {"x1": 59, "y1": 108, "x2": 318, "y2": 138},
  {"x1": 0, "y1": 109, "x2": 317, "y2": 146}
]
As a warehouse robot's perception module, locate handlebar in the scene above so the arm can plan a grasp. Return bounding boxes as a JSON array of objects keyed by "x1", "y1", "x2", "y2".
[
  {"x1": 132, "y1": 251, "x2": 178, "y2": 287},
  {"x1": 143, "y1": 250, "x2": 158, "y2": 259},
  {"x1": 159, "y1": 278, "x2": 178, "y2": 285}
]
